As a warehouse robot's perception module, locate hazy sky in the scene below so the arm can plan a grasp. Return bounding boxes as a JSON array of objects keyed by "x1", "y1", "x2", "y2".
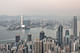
[{"x1": 0, "y1": 0, "x2": 80, "y2": 16}]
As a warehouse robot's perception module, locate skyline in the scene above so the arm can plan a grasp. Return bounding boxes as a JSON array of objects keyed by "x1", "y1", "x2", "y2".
[
  {"x1": 0, "y1": 0, "x2": 80, "y2": 53},
  {"x1": 0, "y1": 0, "x2": 80, "y2": 16}
]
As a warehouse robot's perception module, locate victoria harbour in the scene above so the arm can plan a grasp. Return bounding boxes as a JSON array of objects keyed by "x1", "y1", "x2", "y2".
[
  {"x1": 0, "y1": 0, "x2": 80, "y2": 53},
  {"x1": 0, "y1": 26, "x2": 56, "y2": 42}
]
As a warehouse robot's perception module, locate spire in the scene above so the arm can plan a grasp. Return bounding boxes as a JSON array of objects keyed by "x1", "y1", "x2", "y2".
[{"x1": 21, "y1": 15, "x2": 23, "y2": 26}]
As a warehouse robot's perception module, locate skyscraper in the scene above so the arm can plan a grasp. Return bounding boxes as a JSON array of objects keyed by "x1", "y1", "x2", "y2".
[
  {"x1": 27, "y1": 34, "x2": 32, "y2": 42},
  {"x1": 33, "y1": 39, "x2": 43, "y2": 53},
  {"x1": 15, "y1": 35, "x2": 20, "y2": 42},
  {"x1": 73, "y1": 16, "x2": 77, "y2": 38},
  {"x1": 64, "y1": 30, "x2": 70, "y2": 45},
  {"x1": 79, "y1": 32, "x2": 80, "y2": 45},
  {"x1": 40, "y1": 31, "x2": 45, "y2": 40},
  {"x1": 43, "y1": 38, "x2": 54, "y2": 53},
  {"x1": 65, "y1": 30, "x2": 69, "y2": 36},
  {"x1": 78, "y1": 45, "x2": 80, "y2": 53},
  {"x1": 57, "y1": 25, "x2": 63, "y2": 47},
  {"x1": 21, "y1": 15, "x2": 23, "y2": 26},
  {"x1": 20, "y1": 15, "x2": 25, "y2": 28}
]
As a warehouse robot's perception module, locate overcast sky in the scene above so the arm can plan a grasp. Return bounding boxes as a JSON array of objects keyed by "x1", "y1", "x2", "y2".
[{"x1": 0, "y1": 0, "x2": 80, "y2": 16}]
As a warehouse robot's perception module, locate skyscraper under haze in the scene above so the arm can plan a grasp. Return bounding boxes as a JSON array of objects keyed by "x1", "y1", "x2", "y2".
[
  {"x1": 40, "y1": 31, "x2": 45, "y2": 40},
  {"x1": 64, "y1": 30, "x2": 70, "y2": 45},
  {"x1": 33, "y1": 39, "x2": 43, "y2": 53},
  {"x1": 27, "y1": 34, "x2": 32, "y2": 42},
  {"x1": 15, "y1": 35, "x2": 20, "y2": 42},
  {"x1": 20, "y1": 15, "x2": 25, "y2": 29},
  {"x1": 57, "y1": 25, "x2": 63, "y2": 47},
  {"x1": 73, "y1": 16, "x2": 77, "y2": 38}
]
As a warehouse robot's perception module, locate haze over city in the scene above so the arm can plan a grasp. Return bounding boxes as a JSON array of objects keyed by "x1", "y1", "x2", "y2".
[
  {"x1": 0, "y1": 0, "x2": 80, "y2": 16},
  {"x1": 0, "y1": 0, "x2": 80, "y2": 53}
]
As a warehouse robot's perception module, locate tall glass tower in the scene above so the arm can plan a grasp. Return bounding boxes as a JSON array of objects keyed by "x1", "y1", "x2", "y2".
[
  {"x1": 57, "y1": 25, "x2": 63, "y2": 47},
  {"x1": 64, "y1": 30, "x2": 70, "y2": 45},
  {"x1": 40, "y1": 31, "x2": 45, "y2": 40},
  {"x1": 73, "y1": 16, "x2": 77, "y2": 38}
]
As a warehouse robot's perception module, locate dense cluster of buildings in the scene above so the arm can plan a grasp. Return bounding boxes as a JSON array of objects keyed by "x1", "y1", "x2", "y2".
[{"x1": 0, "y1": 16, "x2": 80, "y2": 53}]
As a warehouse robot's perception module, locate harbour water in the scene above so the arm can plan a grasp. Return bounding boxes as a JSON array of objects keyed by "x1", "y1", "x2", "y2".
[{"x1": 0, "y1": 26, "x2": 56, "y2": 43}]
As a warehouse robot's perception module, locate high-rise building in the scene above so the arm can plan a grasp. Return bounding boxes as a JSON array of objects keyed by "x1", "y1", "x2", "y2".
[
  {"x1": 77, "y1": 21, "x2": 80, "y2": 37},
  {"x1": 20, "y1": 15, "x2": 25, "y2": 28},
  {"x1": 78, "y1": 46, "x2": 80, "y2": 53},
  {"x1": 21, "y1": 15, "x2": 23, "y2": 26},
  {"x1": 43, "y1": 38, "x2": 54, "y2": 53},
  {"x1": 73, "y1": 16, "x2": 77, "y2": 38},
  {"x1": 79, "y1": 32, "x2": 80, "y2": 45},
  {"x1": 27, "y1": 34, "x2": 32, "y2": 42},
  {"x1": 40, "y1": 31, "x2": 45, "y2": 40},
  {"x1": 69, "y1": 40, "x2": 72, "y2": 53},
  {"x1": 33, "y1": 39, "x2": 43, "y2": 53},
  {"x1": 57, "y1": 25, "x2": 63, "y2": 47},
  {"x1": 64, "y1": 30, "x2": 70, "y2": 45},
  {"x1": 15, "y1": 35, "x2": 20, "y2": 42},
  {"x1": 65, "y1": 30, "x2": 69, "y2": 36}
]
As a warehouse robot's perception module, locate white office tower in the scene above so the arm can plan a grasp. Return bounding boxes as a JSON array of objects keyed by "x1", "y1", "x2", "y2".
[
  {"x1": 21, "y1": 15, "x2": 23, "y2": 25},
  {"x1": 33, "y1": 39, "x2": 43, "y2": 53},
  {"x1": 43, "y1": 42, "x2": 54, "y2": 53},
  {"x1": 43, "y1": 38, "x2": 55, "y2": 53},
  {"x1": 73, "y1": 42, "x2": 76, "y2": 52},
  {"x1": 71, "y1": 40, "x2": 79, "y2": 53},
  {"x1": 20, "y1": 15, "x2": 25, "y2": 28}
]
